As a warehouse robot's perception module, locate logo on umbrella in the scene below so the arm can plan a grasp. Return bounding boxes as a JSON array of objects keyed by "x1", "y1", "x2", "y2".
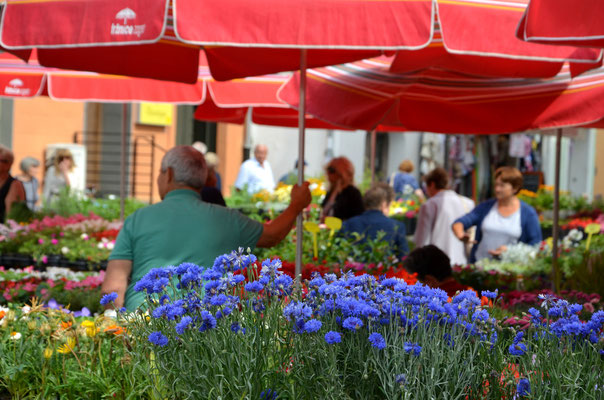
[
  {"x1": 116, "y1": 8, "x2": 136, "y2": 24},
  {"x1": 4, "y1": 78, "x2": 30, "y2": 96},
  {"x1": 111, "y1": 8, "x2": 146, "y2": 37},
  {"x1": 8, "y1": 79, "x2": 23, "y2": 87}
]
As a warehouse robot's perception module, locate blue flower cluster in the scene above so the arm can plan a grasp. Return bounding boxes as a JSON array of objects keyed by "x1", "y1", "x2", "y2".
[
  {"x1": 134, "y1": 249, "x2": 295, "y2": 345},
  {"x1": 282, "y1": 270, "x2": 498, "y2": 351}
]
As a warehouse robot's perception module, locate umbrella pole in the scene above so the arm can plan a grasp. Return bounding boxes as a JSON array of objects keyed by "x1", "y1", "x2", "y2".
[
  {"x1": 370, "y1": 129, "x2": 377, "y2": 185},
  {"x1": 552, "y1": 128, "x2": 562, "y2": 293},
  {"x1": 295, "y1": 49, "x2": 307, "y2": 284},
  {"x1": 120, "y1": 103, "x2": 128, "y2": 221}
]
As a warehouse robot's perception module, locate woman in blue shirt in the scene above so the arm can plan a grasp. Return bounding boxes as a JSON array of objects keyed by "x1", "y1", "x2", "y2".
[{"x1": 452, "y1": 166, "x2": 541, "y2": 263}]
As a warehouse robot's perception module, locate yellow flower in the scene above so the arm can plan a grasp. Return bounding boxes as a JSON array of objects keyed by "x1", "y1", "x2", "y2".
[
  {"x1": 57, "y1": 337, "x2": 76, "y2": 354},
  {"x1": 81, "y1": 320, "x2": 95, "y2": 329},
  {"x1": 43, "y1": 347, "x2": 53, "y2": 359}
]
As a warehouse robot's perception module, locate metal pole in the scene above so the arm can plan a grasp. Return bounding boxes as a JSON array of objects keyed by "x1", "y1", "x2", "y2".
[
  {"x1": 120, "y1": 103, "x2": 128, "y2": 221},
  {"x1": 370, "y1": 129, "x2": 377, "y2": 185},
  {"x1": 295, "y1": 49, "x2": 307, "y2": 283},
  {"x1": 552, "y1": 128, "x2": 562, "y2": 293}
]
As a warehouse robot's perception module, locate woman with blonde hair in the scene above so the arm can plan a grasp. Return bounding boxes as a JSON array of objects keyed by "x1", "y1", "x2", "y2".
[
  {"x1": 321, "y1": 156, "x2": 364, "y2": 221},
  {"x1": 390, "y1": 159, "x2": 424, "y2": 200},
  {"x1": 43, "y1": 149, "x2": 75, "y2": 202}
]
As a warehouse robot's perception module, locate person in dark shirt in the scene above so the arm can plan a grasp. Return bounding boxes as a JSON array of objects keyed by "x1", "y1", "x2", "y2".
[
  {"x1": 200, "y1": 166, "x2": 226, "y2": 207},
  {"x1": 340, "y1": 183, "x2": 409, "y2": 260},
  {"x1": 403, "y1": 245, "x2": 471, "y2": 297},
  {"x1": 321, "y1": 156, "x2": 364, "y2": 221}
]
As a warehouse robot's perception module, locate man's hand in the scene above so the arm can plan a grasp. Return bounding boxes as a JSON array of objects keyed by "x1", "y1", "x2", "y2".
[
  {"x1": 289, "y1": 182, "x2": 311, "y2": 212},
  {"x1": 257, "y1": 181, "x2": 311, "y2": 248}
]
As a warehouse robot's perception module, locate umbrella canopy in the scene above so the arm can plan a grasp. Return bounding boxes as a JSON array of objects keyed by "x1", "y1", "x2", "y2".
[
  {"x1": 278, "y1": 57, "x2": 604, "y2": 134},
  {"x1": 517, "y1": 0, "x2": 604, "y2": 48},
  {"x1": 0, "y1": 0, "x2": 431, "y2": 82},
  {"x1": 389, "y1": 0, "x2": 602, "y2": 79},
  {"x1": 1, "y1": 0, "x2": 601, "y2": 83}
]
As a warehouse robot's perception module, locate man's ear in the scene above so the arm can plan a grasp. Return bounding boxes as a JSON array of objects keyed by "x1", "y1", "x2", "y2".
[{"x1": 165, "y1": 167, "x2": 174, "y2": 183}]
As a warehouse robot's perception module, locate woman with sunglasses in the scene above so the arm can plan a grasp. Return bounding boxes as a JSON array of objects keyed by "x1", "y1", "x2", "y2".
[
  {"x1": 0, "y1": 145, "x2": 25, "y2": 222},
  {"x1": 321, "y1": 157, "x2": 364, "y2": 221}
]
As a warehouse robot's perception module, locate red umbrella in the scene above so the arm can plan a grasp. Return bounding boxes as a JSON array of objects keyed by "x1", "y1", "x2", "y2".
[
  {"x1": 389, "y1": 0, "x2": 602, "y2": 79},
  {"x1": 2, "y1": 0, "x2": 601, "y2": 82},
  {"x1": 0, "y1": 0, "x2": 434, "y2": 82},
  {"x1": 279, "y1": 57, "x2": 604, "y2": 134},
  {"x1": 517, "y1": 0, "x2": 604, "y2": 48}
]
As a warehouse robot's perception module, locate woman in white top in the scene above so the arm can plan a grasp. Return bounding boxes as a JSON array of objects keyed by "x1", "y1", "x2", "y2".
[
  {"x1": 452, "y1": 166, "x2": 542, "y2": 263},
  {"x1": 414, "y1": 168, "x2": 474, "y2": 265},
  {"x1": 43, "y1": 149, "x2": 75, "y2": 203}
]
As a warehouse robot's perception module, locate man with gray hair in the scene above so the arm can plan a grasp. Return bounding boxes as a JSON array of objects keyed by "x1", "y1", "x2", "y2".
[
  {"x1": 0, "y1": 144, "x2": 25, "y2": 222},
  {"x1": 102, "y1": 146, "x2": 311, "y2": 310},
  {"x1": 340, "y1": 183, "x2": 409, "y2": 260}
]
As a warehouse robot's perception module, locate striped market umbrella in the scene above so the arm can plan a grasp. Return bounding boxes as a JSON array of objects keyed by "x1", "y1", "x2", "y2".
[{"x1": 279, "y1": 57, "x2": 604, "y2": 134}]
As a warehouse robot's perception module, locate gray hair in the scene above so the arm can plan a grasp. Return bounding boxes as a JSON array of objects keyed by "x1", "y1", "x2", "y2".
[
  {"x1": 161, "y1": 146, "x2": 207, "y2": 190},
  {"x1": 363, "y1": 183, "x2": 394, "y2": 210},
  {"x1": 20, "y1": 157, "x2": 40, "y2": 174},
  {"x1": 0, "y1": 144, "x2": 13, "y2": 163}
]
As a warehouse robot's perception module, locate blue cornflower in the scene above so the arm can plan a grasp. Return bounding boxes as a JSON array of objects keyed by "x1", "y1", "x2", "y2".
[
  {"x1": 209, "y1": 294, "x2": 228, "y2": 306},
  {"x1": 403, "y1": 342, "x2": 421, "y2": 356},
  {"x1": 175, "y1": 316, "x2": 193, "y2": 335},
  {"x1": 198, "y1": 311, "x2": 217, "y2": 332},
  {"x1": 303, "y1": 319, "x2": 322, "y2": 333},
  {"x1": 395, "y1": 374, "x2": 407, "y2": 385},
  {"x1": 260, "y1": 389, "x2": 278, "y2": 400},
  {"x1": 472, "y1": 309, "x2": 489, "y2": 323},
  {"x1": 244, "y1": 281, "x2": 264, "y2": 292},
  {"x1": 513, "y1": 331, "x2": 524, "y2": 344},
  {"x1": 148, "y1": 331, "x2": 169, "y2": 347},
  {"x1": 165, "y1": 302, "x2": 186, "y2": 320},
  {"x1": 516, "y1": 378, "x2": 531, "y2": 397},
  {"x1": 100, "y1": 292, "x2": 118, "y2": 306},
  {"x1": 324, "y1": 331, "x2": 342, "y2": 344},
  {"x1": 481, "y1": 290, "x2": 498, "y2": 299},
  {"x1": 368, "y1": 332, "x2": 386, "y2": 350},
  {"x1": 508, "y1": 342, "x2": 527, "y2": 356},
  {"x1": 342, "y1": 317, "x2": 364, "y2": 331},
  {"x1": 119, "y1": 307, "x2": 126, "y2": 313},
  {"x1": 283, "y1": 301, "x2": 313, "y2": 321},
  {"x1": 273, "y1": 274, "x2": 293, "y2": 291}
]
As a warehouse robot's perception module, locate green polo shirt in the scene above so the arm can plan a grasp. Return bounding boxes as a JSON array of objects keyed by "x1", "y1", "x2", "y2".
[{"x1": 109, "y1": 189, "x2": 263, "y2": 310}]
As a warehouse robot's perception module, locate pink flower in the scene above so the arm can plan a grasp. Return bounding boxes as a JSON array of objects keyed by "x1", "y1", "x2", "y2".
[
  {"x1": 40, "y1": 289, "x2": 47, "y2": 296},
  {"x1": 38, "y1": 238, "x2": 45, "y2": 244},
  {"x1": 41, "y1": 255, "x2": 48, "y2": 264},
  {"x1": 59, "y1": 232, "x2": 65, "y2": 237},
  {"x1": 51, "y1": 239, "x2": 58, "y2": 245}
]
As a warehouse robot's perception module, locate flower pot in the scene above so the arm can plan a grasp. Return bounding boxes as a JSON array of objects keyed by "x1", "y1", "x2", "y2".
[
  {"x1": 2, "y1": 254, "x2": 34, "y2": 268},
  {"x1": 67, "y1": 259, "x2": 90, "y2": 272}
]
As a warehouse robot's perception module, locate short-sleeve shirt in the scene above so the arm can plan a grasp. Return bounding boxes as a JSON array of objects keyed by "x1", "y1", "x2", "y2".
[
  {"x1": 109, "y1": 189, "x2": 263, "y2": 310},
  {"x1": 234, "y1": 158, "x2": 275, "y2": 193}
]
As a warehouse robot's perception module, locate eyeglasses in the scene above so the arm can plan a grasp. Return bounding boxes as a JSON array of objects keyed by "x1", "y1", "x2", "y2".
[{"x1": 326, "y1": 166, "x2": 336, "y2": 174}]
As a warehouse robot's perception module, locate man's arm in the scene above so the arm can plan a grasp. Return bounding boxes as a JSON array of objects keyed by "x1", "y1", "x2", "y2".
[
  {"x1": 256, "y1": 182, "x2": 311, "y2": 248},
  {"x1": 101, "y1": 259, "x2": 132, "y2": 309}
]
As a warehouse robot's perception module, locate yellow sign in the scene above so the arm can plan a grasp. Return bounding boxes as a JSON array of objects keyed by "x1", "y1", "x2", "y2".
[{"x1": 138, "y1": 103, "x2": 173, "y2": 126}]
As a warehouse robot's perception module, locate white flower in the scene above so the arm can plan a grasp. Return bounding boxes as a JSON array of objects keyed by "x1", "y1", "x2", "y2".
[
  {"x1": 106, "y1": 242, "x2": 114, "y2": 251},
  {"x1": 80, "y1": 233, "x2": 89, "y2": 240},
  {"x1": 61, "y1": 246, "x2": 70, "y2": 255},
  {"x1": 21, "y1": 305, "x2": 31, "y2": 314},
  {"x1": 9, "y1": 332, "x2": 22, "y2": 340},
  {"x1": 97, "y1": 242, "x2": 105, "y2": 249},
  {"x1": 104, "y1": 309, "x2": 117, "y2": 319}
]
